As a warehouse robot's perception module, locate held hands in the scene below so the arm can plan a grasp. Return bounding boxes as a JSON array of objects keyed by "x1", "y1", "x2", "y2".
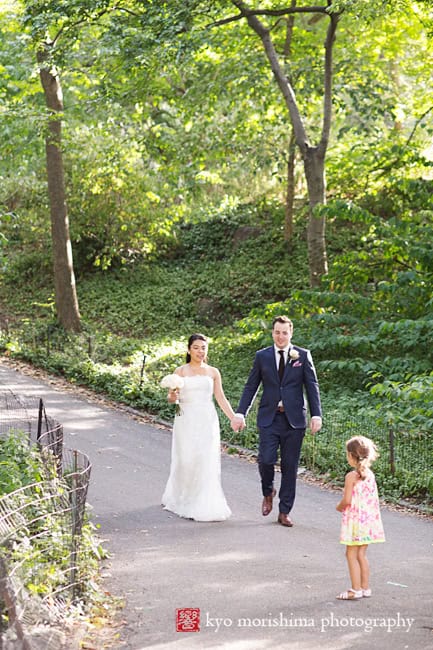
[{"x1": 231, "y1": 415, "x2": 246, "y2": 432}]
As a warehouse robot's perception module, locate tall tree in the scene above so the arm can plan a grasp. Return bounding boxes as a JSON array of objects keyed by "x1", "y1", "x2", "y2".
[
  {"x1": 212, "y1": 0, "x2": 342, "y2": 285},
  {"x1": 37, "y1": 41, "x2": 81, "y2": 332},
  {"x1": 20, "y1": 0, "x2": 119, "y2": 329},
  {"x1": 4, "y1": 0, "x2": 431, "y2": 286},
  {"x1": 17, "y1": 0, "x2": 87, "y2": 331}
]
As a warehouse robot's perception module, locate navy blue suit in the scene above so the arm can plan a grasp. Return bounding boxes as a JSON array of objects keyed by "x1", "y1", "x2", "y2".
[{"x1": 237, "y1": 345, "x2": 321, "y2": 514}]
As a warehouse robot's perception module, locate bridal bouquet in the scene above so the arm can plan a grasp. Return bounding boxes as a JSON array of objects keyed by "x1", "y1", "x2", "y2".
[{"x1": 160, "y1": 374, "x2": 185, "y2": 416}]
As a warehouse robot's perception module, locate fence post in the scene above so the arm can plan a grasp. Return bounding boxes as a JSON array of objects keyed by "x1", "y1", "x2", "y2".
[
  {"x1": 37, "y1": 398, "x2": 44, "y2": 443},
  {"x1": 389, "y1": 427, "x2": 396, "y2": 476},
  {"x1": 139, "y1": 353, "x2": 146, "y2": 390},
  {"x1": 70, "y1": 450, "x2": 79, "y2": 599}
]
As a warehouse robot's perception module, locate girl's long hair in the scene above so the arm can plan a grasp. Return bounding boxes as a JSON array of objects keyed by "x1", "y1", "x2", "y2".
[{"x1": 346, "y1": 435, "x2": 378, "y2": 479}]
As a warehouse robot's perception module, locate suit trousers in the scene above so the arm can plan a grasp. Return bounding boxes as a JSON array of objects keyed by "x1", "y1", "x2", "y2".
[{"x1": 258, "y1": 411, "x2": 305, "y2": 514}]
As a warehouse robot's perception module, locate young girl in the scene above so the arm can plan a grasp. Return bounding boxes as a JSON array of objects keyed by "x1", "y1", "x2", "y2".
[{"x1": 336, "y1": 435, "x2": 385, "y2": 600}]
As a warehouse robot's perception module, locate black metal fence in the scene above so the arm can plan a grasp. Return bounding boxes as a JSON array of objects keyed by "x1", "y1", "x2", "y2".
[
  {"x1": 300, "y1": 412, "x2": 433, "y2": 500},
  {"x1": 223, "y1": 405, "x2": 433, "y2": 501},
  {"x1": 0, "y1": 392, "x2": 92, "y2": 649}
]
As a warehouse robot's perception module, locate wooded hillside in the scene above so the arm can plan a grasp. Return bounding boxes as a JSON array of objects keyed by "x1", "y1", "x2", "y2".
[{"x1": 1, "y1": 1, "x2": 432, "y2": 501}]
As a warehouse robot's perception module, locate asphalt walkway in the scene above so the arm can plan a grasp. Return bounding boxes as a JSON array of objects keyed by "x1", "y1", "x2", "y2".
[{"x1": 0, "y1": 359, "x2": 432, "y2": 650}]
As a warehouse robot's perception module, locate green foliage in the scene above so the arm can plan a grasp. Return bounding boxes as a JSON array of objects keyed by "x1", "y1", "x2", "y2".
[
  {"x1": 370, "y1": 373, "x2": 433, "y2": 429},
  {"x1": 315, "y1": 196, "x2": 433, "y2": 324},
  {"x1": 1, "y1": 0, "x2": 432, "y2": 281},
  {"x1": 1, "y1": 0, "x2": 431, "y2": 629},
  {"x1": 0, "y1": 430, "x2": 52, "y2": 493},
  {"x1": 1, "y1": 190, "x2": 432, "y2": 502},
  {"x1": 2, "y1": 0, "x2": 433, "y2": 507},
  {"x1": 0, "y1": 430, "x2": 106, "y2": 608},
  {"x1": 4, "y1": 487, "x2": 102, "y2": 601},
  {"x1": 1, "y1": 200, "x2": 308, "y2": 328},
  {"x1": 301, "y1": 396, "x2": 433, "y2": 500}
]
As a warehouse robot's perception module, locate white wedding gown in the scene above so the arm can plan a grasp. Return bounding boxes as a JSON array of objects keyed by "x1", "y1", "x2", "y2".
[{"x1": 162, "y1": 375, "x2": 231, "y2": 522}]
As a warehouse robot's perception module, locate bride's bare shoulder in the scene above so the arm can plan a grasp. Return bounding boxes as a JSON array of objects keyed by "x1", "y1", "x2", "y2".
[{"x1": 207, "y1": 365, "x2": 221, "y2": 378}]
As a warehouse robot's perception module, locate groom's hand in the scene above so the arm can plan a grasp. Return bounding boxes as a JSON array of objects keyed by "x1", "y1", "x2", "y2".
[{"x1": 309, "y1": 416, "x2": 322, "y2": 434}]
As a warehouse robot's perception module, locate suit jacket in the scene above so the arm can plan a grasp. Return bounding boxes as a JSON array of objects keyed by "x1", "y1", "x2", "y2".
[{"x1": 237, "y1": 345, "x2": 322, "y2": 429}]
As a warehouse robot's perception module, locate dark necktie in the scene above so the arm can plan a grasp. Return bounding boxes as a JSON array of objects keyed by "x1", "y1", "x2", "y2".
[{"x1": 278, "y1": 350, "x2": 285, "y2": 382}]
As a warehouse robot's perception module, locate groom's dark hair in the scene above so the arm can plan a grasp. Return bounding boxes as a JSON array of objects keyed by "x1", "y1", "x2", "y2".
[{"x1": 272, "y1": 316, "x2": 293, "y2": 330}]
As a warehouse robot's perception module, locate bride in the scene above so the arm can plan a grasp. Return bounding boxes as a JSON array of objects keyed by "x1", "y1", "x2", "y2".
[{"x1": 161, "y1": 333, "x2": 235, "y2": 522}]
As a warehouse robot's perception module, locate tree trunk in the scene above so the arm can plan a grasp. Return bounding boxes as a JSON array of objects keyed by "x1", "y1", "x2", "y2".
[
  {"x1": 37, "y1": 45, "x2": 81, "y2": 332},
  {"x1": 230, "y1": 1, "x2": 338, "y2": 286},
  {"x1": 304, "y1": 147, "x2": 328, "y2": 286},
  {"x1": 284, "y1": 130, "x2": 296, "y2": 242}
]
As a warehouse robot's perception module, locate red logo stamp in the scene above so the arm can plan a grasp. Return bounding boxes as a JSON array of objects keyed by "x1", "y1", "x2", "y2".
[{"x1": 176, "y1": 608, "x2": 200, "y2": 632}]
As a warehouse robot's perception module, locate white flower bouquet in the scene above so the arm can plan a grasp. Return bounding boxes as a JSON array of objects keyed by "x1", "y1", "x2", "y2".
[{"x1": 160, "y1": 374, "x2": 185, "y2": 415}]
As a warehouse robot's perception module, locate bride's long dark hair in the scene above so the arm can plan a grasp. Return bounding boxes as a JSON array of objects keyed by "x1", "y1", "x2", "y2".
[{"x1": 186, "y1": 333, "x2": 208, "y2": 363}]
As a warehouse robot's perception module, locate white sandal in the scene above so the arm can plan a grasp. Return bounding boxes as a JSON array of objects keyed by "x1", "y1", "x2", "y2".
[
  {"x1": 336, "y1": 588, "x2": 363, "y2": 600},
  {"x1": 362, "y1": 588, "x2": 372, "y2": 598}
]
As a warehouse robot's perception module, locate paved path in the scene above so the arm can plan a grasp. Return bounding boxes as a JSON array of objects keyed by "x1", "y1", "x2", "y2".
[{"x1": 0, "y1": 359, "x2": 432, "y2": 650}]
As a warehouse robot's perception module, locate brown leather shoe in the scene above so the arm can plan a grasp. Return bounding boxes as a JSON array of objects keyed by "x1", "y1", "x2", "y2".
[
  {"x1": 262, "y1": 489, "x2": 276, "y2": 516},
  {"x1": 277, "y1": 513, "x2": 293, "y2": 527}
]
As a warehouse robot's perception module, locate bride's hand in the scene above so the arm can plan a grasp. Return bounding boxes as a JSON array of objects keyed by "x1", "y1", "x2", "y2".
[
  {"x1": 231, "y1": 415, "x2": 245, "y2": 432},
  {"x1": 167, "y1": 389, "x2": 179, "y2": 403}
]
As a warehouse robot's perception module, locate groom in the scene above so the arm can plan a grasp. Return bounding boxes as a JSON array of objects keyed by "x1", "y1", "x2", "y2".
[{"x1": 231, "y1": 316, "x2": 322, "y2": 527}]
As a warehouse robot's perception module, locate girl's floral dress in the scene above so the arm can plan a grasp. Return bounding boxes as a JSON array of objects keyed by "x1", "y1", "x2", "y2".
[{"x1": 340, "y1": 469, "x2": 386, "y2": 545}]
